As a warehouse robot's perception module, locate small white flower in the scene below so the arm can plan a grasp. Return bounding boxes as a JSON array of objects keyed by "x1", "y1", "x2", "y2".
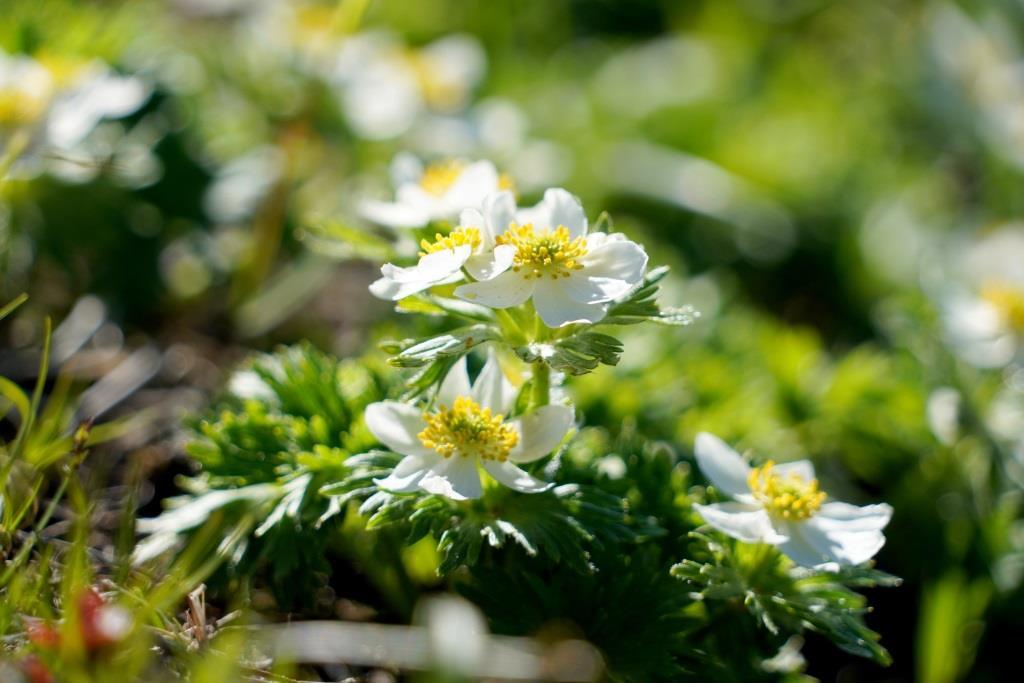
[
  {"x1": 942, "y1": 228, "x2": 1024, "y2": 368},
  {"x1": 691, "y1": 432, "x2": 892, "y2": 569},
  {"x1": 331, "y1": 33, "x2": 485, "y2": 141},
  {"x1": 369, "y1": 191, "x2": 515, "y2": 300},
  {"x1": 0, "y1": 51, "x2": 149, "y2": 176},
  {"x1": 454, "y1": 188, "x2": 648, "y2": 327},
  {"x1": 360, "y1": 153, "x2": 508, "y2": 229},
  {"x1": 365, "y1": 353, "x2": 575, "y2": 500}
]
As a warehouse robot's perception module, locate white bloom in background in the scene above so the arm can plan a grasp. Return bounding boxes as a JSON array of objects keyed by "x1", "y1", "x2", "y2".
[
  {"x1": 942, "y1": 227, "x2": 1024, "y2": 368},
  {"x1": 455, "y1": 188, "x2": 648, "y2": 327},
  {"x1": 331, "y1": 33, "x2": 485, "y2": 141},
  {"x1": 369, "y1": 191, "x2": 515, "y2": 300},
  {"x1": 360, "y1": 153, "x2": 508, "y2": 229},
  {"x1": 0, "y1": 51, "x2": 149, "y2": 177},
  {"x1": 691, "y1": 432, "x2": 892, "y2": 569},
  {"x1": 366, "y1": 353, "x2": 575, "y2": 500}
]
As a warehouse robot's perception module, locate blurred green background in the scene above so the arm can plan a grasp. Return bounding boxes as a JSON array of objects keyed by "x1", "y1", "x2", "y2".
[{"x1": 3, "y1": 0, "x2": 1024, "y2": 681}]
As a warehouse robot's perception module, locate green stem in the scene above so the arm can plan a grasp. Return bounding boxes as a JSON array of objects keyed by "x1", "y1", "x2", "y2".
[{"x1": 531, "y1": 361, "x2": 550, "y2": 408}]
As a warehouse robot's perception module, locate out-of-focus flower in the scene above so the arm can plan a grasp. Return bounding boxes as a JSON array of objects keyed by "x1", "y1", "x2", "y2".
[
  {"x1": 360, "y1": 153, "x2": 507, "y2": 228},
  {"x1": 366, "y1": 353, "x2": 574, "y2": 500},
  {"x1": 692, "y1": 433, "x2": 892, "y2": 569},
  {"x1": 942, "y1": 227, "x2": 1024, "y2": 367},
  {"x1": 330, "y1": 33, "x2": 485, "y2": 140},
  {"x1": 27, "y1": 588, "x2": 131, "y2": 655},
  {"x1": 455, "y1": 188, "x2": 648, "y2": 327},
  {"x1": 0, "y1": 50, "x2": 150, "y2": 176}
]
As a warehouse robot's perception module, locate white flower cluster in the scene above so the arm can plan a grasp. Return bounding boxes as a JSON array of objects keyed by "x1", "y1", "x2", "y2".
[
  {"x1": 359, "y1": 156, "x2": 890, "y2": 570},
  {"x1": 363, "y1": 155, "x2": 648, "y2": 328}
]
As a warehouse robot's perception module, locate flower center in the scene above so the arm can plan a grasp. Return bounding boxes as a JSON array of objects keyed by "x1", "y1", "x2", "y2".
[
  {"x1": 496, "y1": 223, "x2": 589, "y2": 280},
  {"x1": 981, "y1": 281, "x2": 1024, "y2": 332},
  {"x1": 419, "y1": 226, "x2": 481, "y2": 256},
  {"x1": 418, "y1": 395, "x2": 518, "y2": 461},
  {"x1": 747, "y1": 460, "x2": 826, "y2": 521},
  {"x1": 419, "y1": 159, "x2": 465, "y2": 196},
  {"x1": 0, "y1": 89, "x2": 48, "y2": 127}
]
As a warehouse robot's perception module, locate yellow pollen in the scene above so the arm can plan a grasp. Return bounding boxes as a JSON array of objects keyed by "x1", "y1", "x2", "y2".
[
  {"x1": 747, "y1": 460, "x2": 826, "y2": 521},
  {"x1": 419, "y1": 226, "x2": 482, "y2": 256},
  {"x1": 981, "y1": 281, "x2": 1024, "y2": 332},
  {"x1": 418, "y1": 396, "x2": 519, "y2": 461},
  {"x1": 419, "y1": 159, "x2": 466, "y2": 196},
  {"x1": 496, "y1": 222, "x2": 589, "y2": 280},
  {"x1": 498, "y1": 172, "x2": 516, "y2": 193},
  {"x1": 0, "y1": 89, "x2": 47, "y2": 126}
]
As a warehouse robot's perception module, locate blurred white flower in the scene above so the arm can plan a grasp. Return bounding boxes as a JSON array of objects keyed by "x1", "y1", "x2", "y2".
[
  {"x1": 360, "y1": 153, "x2": 508, "y2": 228},
  {"x1": 455, "y1": 188, "x2": 648, "y2": 327},
  {"x1": 942, "y1": 227, "x2": 1024, "y2": 367},
  {"x1": 0, "y1": 50, "x2": 149, "y2": 176},
  {"x1": 692, "y1": 432, "x2": 892, "y2": 569},
  {"x1": 366, "y1": 353, "x2": 574, "y2": 500},
  {"x1": 330, "y1": 33, "x2": 485, "y2": 141}
]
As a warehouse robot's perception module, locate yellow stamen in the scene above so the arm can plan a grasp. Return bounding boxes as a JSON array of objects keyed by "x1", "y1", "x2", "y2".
[
  {"x1": 496, "y1": 222, "x2": 589, "y2": 280},
  {"x1": 419, "y1": 159, "x2": 466, "y2": 196},
  {"x1": 747, "y1": 460, "x2": 826, "y2": 521},
  {"x1": 981, "y1": 281, "x2": 1024, "y2": 332},
  {"x1": 419, "y1": 226, "x2": 482, "y2": 256},
  {"x1": 418, "y1": 396, "x2": 519, "y2": 461}
]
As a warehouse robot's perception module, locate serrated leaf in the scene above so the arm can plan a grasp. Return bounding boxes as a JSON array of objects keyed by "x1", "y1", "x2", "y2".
[{"x1": 386, "y1": 324, "x2": 500, "y2": 368}]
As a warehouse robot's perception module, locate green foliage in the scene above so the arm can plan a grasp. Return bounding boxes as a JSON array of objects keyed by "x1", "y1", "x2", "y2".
[{"x1": 136, "y1": 343, "x2": 383, "y2": 607}]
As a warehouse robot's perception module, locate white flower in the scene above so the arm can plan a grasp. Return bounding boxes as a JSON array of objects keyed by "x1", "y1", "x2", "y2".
[
  {"x1": 331, "y1": 33, "x2": 485, "y2": 141},
  {"x1": 0, "y1": 51, "x2": 149, "y2": 176},
  {"x1": 454, "y1": 188, "x2": 648, "y2": 327},
  {"x1": 365, "y1": 353, "x2": 575, "y2": 500},
  {"x1": 691, "y1": 432, "x2": 892, "y2": 569},
  {"x1": 941, "y1": 227, "x2": 1024, "y2": 368},
  {"x1": 360, "y1": 153, "x2": 508, "y2": 229},
  {"x1": 369, "y1": 191, "x2": 515, "y2": 300}
]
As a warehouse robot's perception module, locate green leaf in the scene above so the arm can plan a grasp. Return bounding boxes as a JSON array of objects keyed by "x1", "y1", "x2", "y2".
[
  {"x1": 385, "y1": 324, "x2": 500, "y2": 368},
  {"x1": 601, "y1": 265, "x2": 700, "y2": 326},
  {"x1": 517, "y1": 332, "x2": 624, "y2": 375}
]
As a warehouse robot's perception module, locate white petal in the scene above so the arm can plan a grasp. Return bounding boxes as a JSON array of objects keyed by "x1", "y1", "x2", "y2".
[
  {"x1": 482, "y1": 460, "x2": 552, "y2": 493},
  {"x1": 470, "y1": 350, "x2": 517, "y2": 413},
  {"x1": 480, "y1": 191, "x2": 517, "y2": 245},
  {"x1": 775, "y1": 522, "x2": 834, "y2": 568},
  {"x1": 420, "y1": 457, "x2": 482, "y2": 500},
  {"x1": 815, "y1": 502, "x2": 893, "y2": 532},
  {"x1": 694, "y1": 432, "x2": 753, "y2": 498},
  {"x1": 465, "y1": 244, "x2": 515, "y2": 281},
  {"x1": 437, "y1": 357, "x2": 472, "y2": 406},
  {"x1": 516, "y1": 188, "x2": 587, "y2": 237},
  {"x1": 780, "y1": 514, "x2": 888, "y2": 567},
  {"x1": 364, "y1": 401, "x2": 433, "y2": 457},
  {"x1": 574, "y1": 237, "x2": 648, "y2": 299},
  {"x1": 532, "y1": 278, "x2": 608, "y2": 327},
  {"x1": 455, "y1": 270, "x2": 535, "y2": 308},
  {"x1": 445, "y1": 161, "x2": 499, "y2": 208},
  {"x1": 368, "y1": 247, "x2": 471, "y2": 300},
  {"x1": 508, "y1": 404, "x2": 575, "y2": 463},
  {"x1": 374, "y1": 454, "x2": 432, "y2": 493},
  {"x1": 359, "y1": 199, "x2": 431, "y2": 228},
  {"x1": 772, "y1": 460, "x2": 816, "y2": 481},
  {"x1": 692, "y1": 502, "x2": 788, "y2": 544}
]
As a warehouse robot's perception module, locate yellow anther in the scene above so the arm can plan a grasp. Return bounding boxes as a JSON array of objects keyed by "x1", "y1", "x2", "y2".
[
  {"x1": 747, "y1": 460, "x2": 826, "y2": 521},
  {"x1": 418, "y1": 395, "x2": 519, "y2": 461},
  {"x1": 419, "y1": 226, "x2": 482, "y2": 256},
  {"x1": 496, "y1": 223, "x2": 589, "y2": 280},
  {"x1": 981, "y1": 281, "x2": 1024, "y2": 332},
  {"x1": 419, "y1": 159, "x2": 466, "y2": 196}
]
